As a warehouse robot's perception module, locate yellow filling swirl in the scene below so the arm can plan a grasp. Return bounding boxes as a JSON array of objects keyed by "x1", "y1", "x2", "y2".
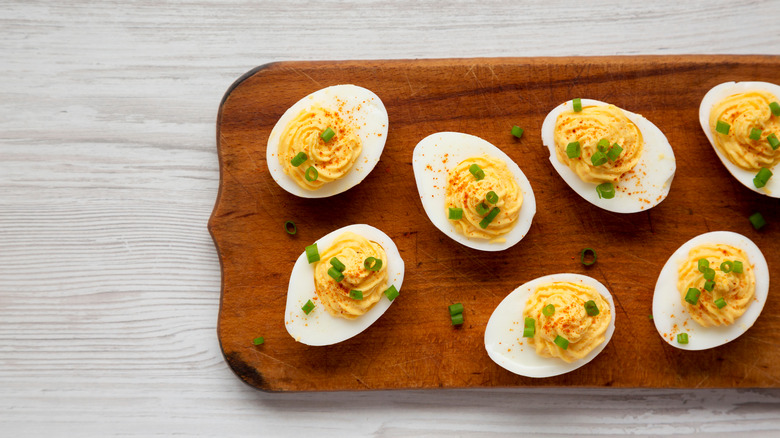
[
  {"x1": 678, "y1": 243, "x2": 755, "y2": 327},
  {"x1": 278, "y1": 105, "x2": 362, "y2": 190},
  {"x1": 554, "y1": 105, "x2": 643, "y2": 183},
  {"x1": 445, "y1": 156, "x2": 522, "y2": 240},
  {"x1": 314, "y1": 232, "x2": 388, "y2": 319},
  {"x1": 709, "y1": 90, "x2": 780, "y2": 171},
  {"x1": 523, "y1": 282, "x2": 611, "y2": 363}
]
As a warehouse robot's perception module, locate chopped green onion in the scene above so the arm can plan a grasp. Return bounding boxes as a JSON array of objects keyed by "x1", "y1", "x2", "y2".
[
  {"x1": 770, "y1": 101, "x2": 780, "y2": 116},
  {"x1": 330, "y1": 257, "x2": 346, "y2": 272},
  {"x1": 580, "y1": 247, "x2": 597, "y2": 266},
  {"x1": 364, "y1": 257, "x2": 383, "y2": 271},
  {"x1": 720, "y1": 261, "x2": 733, "y2": 273},
  {"x1": 305, "y1": 243, "x2": 320, "y2": 263},
  {"x1": 284, "y1": 220, "x2": 297, "y2": 235},
  {"x1": 573, "y1": 98, "x2": 582, "y2": 112},
  {"x1": 749, "y1": 212, "x2": 767, "y2": 230},
  {"x1": 451, "y1": 313, "x2": 464, "y2": 326},
  {"x1": 714, "y1": 297, "x2": 727, "y2": 309},
  {"x1": 320, "y1": 127, "x2": 335, "y2": 142},
  {"x1": 749, "y1": 128, "x2": 763, "y2": 141},
  {"x1": 469, "y1": 163, "x2": 485, "y2": 181},
  {"x1": 584, "y1": 300, "x2": 600, "y2": 316},
  {"x1": 703, "y1": 268, "x2": 715, "y2": 280},
  {"x1": 291, "y1": 152, "x2": 308, "y2": 167},
  {"x1": 754, "y1": 168, "x2": 773, "y2": 188},
  {"x1": 479, "y1": 207, "x2": 500, "y2": 229},
  {"x1": 554, "y1": 335, "x2": 569, "y2": 350},
  {"x1": 566, "y1": 141, "x2": 581, "y2": 158},
  {"x1": 486, "y1": 191, "x2": 499, "y2": 204},
  {"x1": 448, "y1": 207, "x2": 463, "y2": 220},
  {"x1": 327, "y1": 267, "x2": 344, "y2": 282},
  {"x1": 716, "y1": 120, "x2": 730, "y2": 135},
  {"x1": 685, "y1": 288, "x2": 701, "y2": 305},
  {"x1": 511, "y1": 125, "x2": 524, "y2": 139},
  {"x1": 733, "y1": 261, "x2": 744, "y2": 274},
  {"x1": 607, "y1": 144, "x2": 623, "y2": 162},
  {"x1": 677, "y1": 333, "x2": 689, "y2": 344},
  {"x1": 597, "y1": 138, "x2": 610, "y2": 151},
  {"x1": 253, "y1": 337, "x2": 265, "y2": 345},
  {"x1": 524, "y1": 317, "x2": 535, "y2": 328},
  {"x1": 523, "y1": 320, "x2": 535, "y2": 338},
  {"x1": 449, "y1": 303, "x2": 464, "y2": 316},
  {"x1": 591, "y1": 151, "x2": 608, "y2": 166},
  {"x1": 302, "y1": 300, "x2": 315, "y2": 315},
  {"x1": 704, "y1": 280, "x2": 715, "y2": 292},
  {"x1": 304, "y1": 166, "x2": 318, "y2": 182},
  {"x1": 383, "y1": 285, "x2": 399, "y2": 301},
  {"x1": 698, "y1": 258, "x2": 709, "y2": 273},
  {"x1": 769, "y1": 133, "x2": 780, "y2": 150},
  {"x1": 349, "y1": 290, "x2": 363, "y2": 300},
  {"x1": 475, "y1": 202, "x2": 490, "y2": 216},
  {"x1": 648, "y1": 315, "x2": 654, "y2": 320},
  {"x1": 596, "y1": 182, "x2": 615, "y2": 199},
  {"x1": 543, "y1": 304, "x2": 555, "y2": 316}
]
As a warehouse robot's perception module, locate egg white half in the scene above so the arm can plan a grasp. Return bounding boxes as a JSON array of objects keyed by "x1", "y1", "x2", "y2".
[
  {"x1": 411, "y1": 132, "x2": 537, "y2": 252},
  {"x1": 541, "y1": 99, "x2": 676, "y2": 213},
  {"x1": 484, "y1": 273, "x2": 616, "y2": 378},
  {"x1": 284, "y1": 224, "x2": 405, "y2": 346},
  {"x1": 652, "y1": 231, "x2": 769, "y2": 351},
  {"x1": 699, "y1": 81, "x2": 780, "y2": 198},
  {"x1": 266, "y1": 84, "x2": 389, "y2": 198}
]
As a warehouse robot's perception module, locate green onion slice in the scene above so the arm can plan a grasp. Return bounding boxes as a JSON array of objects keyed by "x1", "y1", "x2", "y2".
[
  {"x1": 714, "y1": 297, "x2": 727, "y2": 309},
  {"x1": 770, "y1": 101, "x2": 780, "y2": 116},
  {"x1": 284, "y1": 220, "x2": 297, "y2": 235},
  {"x1": 524, "y1": 317, "x2": 535, "y2": 328},
  {"x1": 291, "y1": 152, "x2": 308, "y2": 167},
  {"x1": 253, "y1": 337, "x2": 265, "y2": 345},
  {"x1": 554, "y1": 335, "x2": 569, "y2": 350},
  {"x1": 330, "y1": 257, "x2": 346, "y2": 272},
  {"x1": 320, "y1": 127, "x2": 335, "y2": 142},
  {"x1": 733, "y1": 261, "x2": 744, "y2": 274},
  {"x1": 542, "y1": 304, "x2": 555, "y2": 316},
  {"x1": 304, "y1": 166, "x2": 318, "y2": 182},
  {"x1": 451, "y1": 313, "x2": 464, "y2": 326},
  {"x1": 580, "y1": 247, "x2": 597, "y2": 266},
  {"x1": 305, "y1": 243, "x2": 320, "y2": 263},
  {"x1": 573, "y1": 98, "x2": 582, "y2": 112},
  {"x1": 566, "y1": 141, "x2": 581, "y2": 158},
  {"x1": 754, "y1": 168, "x2": 773, "y2": 188},
  {"x1": 486, "y1": 191, "x2": 499, "y2": 204},
  {"x1": 591, "y1": 151, "x2": 608, "y2": 166},
  {"x1": 475, "y1": 202, "x2": 490, "y2": 216},
  {"x1": 716, "y1": 120, "x2": 730, "y2": 135},
  {"x1": 597, "y1": 138, "x2": 610, "y2": 150},
  {"x1": 704, "y1": 280, "x2": 715, "y2": 292},
  {"x1": 383, "y1": 285, "x2": 399, "y2": 301},
  {"x1": 749, "y1": 127, "x2": 763, "y2": 141},
  {"x1": 469, "y1": 163, "x2": 485, "y2": 181},
  {"x1": 479, "y1": 207, "x2": 500, "y2": 229},
  {"x1": 698, "y1": 258, "x2": 709, "y2": 273},
  {"x1": 302, "y1": 300, "x2": 315, "y2": 315},
  {"x1": 511, "y1": 125, "x2": 524, "y2": 139},
  {"x1": 720, "y1": 261, "x2": 733, "y2": 273},
  {"x1": 364, "y1": 257, "x2": 383, "y2": 271},
  {"x1": 749, "y1": 212, "x2": 767, "y2": 230},
  {"x1": 449, "y1": 303, "x2": 464, "y2": 316},
  {"x1": 448, "y1": 207, "x2": 463, "y2": 220},
  {"x1": 769, "y1": 133, "x2": 780, "y2": 150},
  {"x1": 685, "y1": 287, "x2": 701, "y2": 305},
  {"x1": 349, "y1": 290, "x2": 363, "y2": 300},
  {"x1": 677, "y1": 333, "x2": 689, "y2": 344},
  {"x1": 584, "y1": 300, "x2": 600, "y2": 316},
  {"x1": 703, "y1": 267, "x2": 716, "y2": 280},
  {"x1": 522, "y1": 326, "x2": 535, "y2": 338},
  {"x1": 327, "y1": 267, "x2": 344, "y2": 282},
  {"x1": 596, "y1": 182, "x2": 615, "y2": 199},
  {"x1": 607, "y1": 144, "x2": 623, "y2": 161}
]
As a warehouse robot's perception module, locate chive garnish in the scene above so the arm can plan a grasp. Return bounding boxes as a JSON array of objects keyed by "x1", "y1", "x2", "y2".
[
  {"x1": 580, "y1": 247, "x2": 597, "y2": 266},
  {"x1": 733, "y1": 261, "x2": 744, "y2": 274},
  {"x1": 253, "y1": 337, "x2": 265, "y2": 345},
  {"x1": 714, "y1": 298, "x2": 727, "y2": 309},
  {"x1": 349, "y1": 290, "x2": 363, "y2": 300},
  {"x1": 591, "y1": 151, "x2": 608, "y2": 166},
  {"x1": 770, "y1": 101, "x2": 780, "y2": 117},
  {"x1": 749, "y1": 212, "x2": 767, "y2": 230},
  {"x1": 511, "y1": 125, "x2": 524, "y2": 139},
  {"x1": 703, "y1": 268, "x2": 716, "y2": 281},
  {"x1": 596, "y1": 182, "x2": 615, "y2": 199},
  {"x1": 475, "y1": 202, "x2": 490, "y2": 216},
  {"x1": 327, "y1": 266, "x2": 344, "y2": 282},
  {"x1": 486, "y1": 191, "x2": 499, "y2": 204},
  {"x1": 383, "y1": 285, "x2": 399, "y2": 301},
  {"x1": 554, "y1": 335, "x2": 569, "y2": 350},
  {"x1": 704, "y1": 280, "x2": 715, "y2": 292},
  {"x1": 566, "y1": 141, "x2": 581, "y2": 158},
  {"x1": 451, "y1": 313, "x2": 464, "y2": 326},
  {"x1": 685, "y1": 288, "x2": 701, "y2": 305},
  {"x1": 542, "y1": 304, "x2": 555, "y2": 316},
  {"x1": 749, "y1": 128, "x2": 762, "y2": 141},
  {"x1": 606, "y1": 144, "x2": 623, "y2": 162},
  {"x1": 302, "y1": 300, "x2": 315, "y2": 315},
  {"x1": 573, "y1": 98, "x2": 582, "y2": 112},
  {"x1": 291, "y1": 152, "x2": 308, "y2": 167},
  {"x1": 479, "y1": 207, "x2": 500, "y2": 229},
  {"x1": 284, "y1": 220, "x2": 297, "y2": 235},
  {"x1": 677, "y1": 333, "x2": 689, "y2": 344},
  {"x1": 523, "y1": 317, "x2": 535, "y2": 337},
  {"x1": 720, "y1": 261, "x2": 733, "y2": 273},
  {"x1": 320, "y1": 127, "x2": 335, "y2": 142},
  {"x1": 754, "y1": 168, "x2": 773, "y2": 188},
  {"x1": 304, "y1": 166, "x2": 318, "y2": 182},
  {"x1": 364, "y1": 257, "x2": 382, "y2": 271},
  {"x1": 698, "y1": 258, "x2": 708, "y2": 273},
  {"x1": 305, "y1": 243, "x2": 320, "y2": 263},
  {"x1": 449, "y1": 303, "x2": 464, "y2": 316},
  {"x1": 715, "y1": 120, "x2": 730, "y2": 135},
  {"x1": 769, "y1": 134, "x2": 780, "y2": 150},
  {"x1": 329, "y1": 257, "x2": 346, "y2": 272},
  {"x1": 469, "y1": 163, "x2": 485, "y2": 181},
  {"x1": 584, "y1": 300, "x2": 600, "y2": 316},
  {"x1": 597, "y1": 138, "x2": 610, "y2": 151},
  {"x1": 448, "y1": 207, "x2": 463, "y2": 220}
]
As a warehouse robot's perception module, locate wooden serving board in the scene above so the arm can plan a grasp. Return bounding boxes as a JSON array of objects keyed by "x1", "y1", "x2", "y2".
[{"x1": 210, "y1": 56, "x2": 780, "y2": 392}]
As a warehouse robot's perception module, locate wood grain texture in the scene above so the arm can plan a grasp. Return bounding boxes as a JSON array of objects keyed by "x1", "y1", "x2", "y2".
[
  {"x1": 3, "y1": 0, "x2": 780, "y2": 435},
  {"x1": 213, "y1": 56, "x2": 780, "y2": 392}
]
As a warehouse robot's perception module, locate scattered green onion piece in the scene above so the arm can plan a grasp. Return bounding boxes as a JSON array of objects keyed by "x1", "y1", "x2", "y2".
[
  {"x1": 523, "y1": 325, "x2": 535, "y2": 338},
  {"x1": 511, "y1": 125, "x2": 524, "y2": 139},
  {"x1": 720, "y1": 261, "x2": 733, "y2": 273},
  {"x1": 685, "y1": 288, "x2": 701, "y2": 305},
  {"x1": 449, "y1": 303, "x2": 464, "y2": 316},
  {"x1": 327, "y1": 266, "x2": 344, "y2": 282},
  {"x1": 475, "y1": 202, "x2": 490, "y2": 216},
  {"x1": 749, "y1": 212, "x2": 767, "y2": 230},
  {"x1": 714, "y1": 297, "x2": 727, "y2": 309},
  {"x1": 364, "y1": 257, "x2": 383, "y2": 271},
  {"x1": 770, "y1": 101, "x2": 780, "y2": 116},
  {"x1": 715, "y1": 120, "x2": 730, "y2": 135},
  {"x1": 290, "y1": 152, "x2": 308, "y2": 167},
  {"x1": 597, "y1": 138, "x2": 610, "y2": 151},
  {"x1": 573, "y1": 98, "x2": 582, "y2": 112},
  {"x1": 677, "y1": 333, "x2": 689, "y2": 344},
  {"x1": 733, "y1": 261, "x2": 744, "y2": 274},
  {"x1": 580, "y1": 247, "x2": 597, "y2": 266},
  {"x1": 754, "y1": 168, "x2": 773, "y2": 188},
  {"x1": 304, "y1": 166, "x2": 318, "y2": 182},
  {"x1": 606, "y1": 144, "x2": 623, "y2": 162},
  {"x1": 749, "y1": 127, "x2": 763, "y2": 141},
  {"x1": 479, "y1": 207, "x2": 500, "y2": 229},
  {"x1": 566, "y1": 141, "x2": 581, "y2": 158},
  {"x1": 302, "y1": 300, "x2": 315, "y2": 315},
  {"x1": 554, "y1": 335, "x2": 569, "y2": 350},
  {"x1": 305, "y1": 243, "x2": 320, "y2": 263},
  {"x1": 320, "y1": 127, "x2": 335, "y2": 142},
  {"x1": 591, "y1": 151, "x2": 608, "y2": 166},
  {"x1": 584, "y1": 300, "x2": 600, "y2": 316},
  {"x1": 469, "y1": 163, "x2": 485, "y2": 181},
  {"x1": 448, "y1": 207, "x2": 463, "y2": 220},
  {"x1": 703, "y1": 267, "x2": 716, "y2": 280},
  {"x1": 329, "y1": 257, "x2": 346, "y2": 272},
  {"x1": 451, "y1": 313, "x2": 464, "y2": 326},
  {"x1": 698, "y1": 258, "x2": 709, "y2": 273},
  {"x1": 524, "y1": 317, "x2": 535, "y2": 328},
  {"x1": 349, "y1": 290, "x2": 363, "y2": 300},
  {"x1": 253, "y1": 337, "x2": 265, "y2": 345},
  {"x1": 543, "y1": 304, "x2": 555, "y2": 316},
  {"x1": 284, "y1": 220, "x2": 297, "y2": 235},
  {"x1": 486, "y1": 191, "x2": 499, "y2": 204},
  {"x1": 383, "y1": 285, "x2": 399, "y2": 301},
  {"x1": 704, "y1": 280, "x2": 715, "y2": 292},
  {"x1": 596, "y1": 182, "x2": 615, "y2": 199},
  {"x1": 648, "y1": 314, "x2": 654, "y2": 320},
  {"x1": 769, "y1": 133, "x2": 780, "y2": 150}
]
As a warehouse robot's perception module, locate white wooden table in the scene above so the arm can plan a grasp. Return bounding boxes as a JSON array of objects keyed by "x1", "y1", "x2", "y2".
[{"x1": 2, "y1": 1, "x2": 780, "y2": 435}]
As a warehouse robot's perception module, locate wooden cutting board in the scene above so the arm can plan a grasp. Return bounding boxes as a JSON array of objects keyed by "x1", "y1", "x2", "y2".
[{"x1": 210, "y1": 56, "x2": 780, "y2": 392}]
